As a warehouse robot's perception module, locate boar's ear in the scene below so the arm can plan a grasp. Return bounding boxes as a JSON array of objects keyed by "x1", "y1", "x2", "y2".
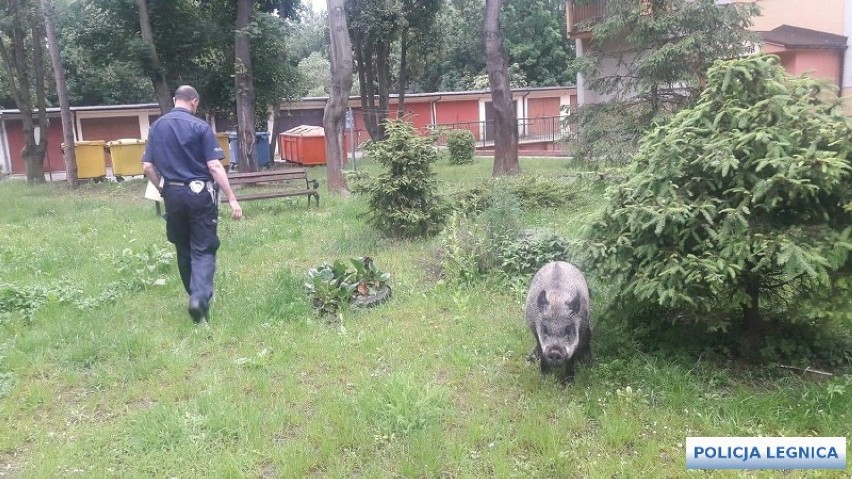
[
  {"x1": 537, "y1": 290, "x2": 549, "y2": 309},
  {"x1": 567, "y1": 295, "x2": 581, "y2": 314}
]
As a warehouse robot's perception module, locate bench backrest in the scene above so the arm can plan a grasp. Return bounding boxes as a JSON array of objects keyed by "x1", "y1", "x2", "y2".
[{"x1": 227, "y1": 169, "x2": 310, "y2": 186}]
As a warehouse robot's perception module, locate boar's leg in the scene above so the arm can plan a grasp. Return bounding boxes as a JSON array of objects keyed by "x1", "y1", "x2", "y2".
[
  {"x1": 558, "y1": 360, "x2": 577, "y2": 385},
  {"x1": 580, "y1": 327, "x2": 593, "y2": 366},
  {"x1": 527, "y1": 343, "x2": 542, "y2": 362}
]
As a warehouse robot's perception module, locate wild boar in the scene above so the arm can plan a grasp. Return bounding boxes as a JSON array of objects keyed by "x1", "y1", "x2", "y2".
[{"x1": 525, "y1": 261, "x2": 591, "y2": 384}]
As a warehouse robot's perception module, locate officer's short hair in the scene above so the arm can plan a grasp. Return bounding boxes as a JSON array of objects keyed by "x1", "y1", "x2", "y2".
[{"x1": 174, "y1": 85, "x2": 200, "y2": 102}]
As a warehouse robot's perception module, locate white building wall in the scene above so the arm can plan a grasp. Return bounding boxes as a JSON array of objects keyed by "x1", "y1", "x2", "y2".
[{"x1": 0, "y1": 118, "x2": 10, "y2": 173}]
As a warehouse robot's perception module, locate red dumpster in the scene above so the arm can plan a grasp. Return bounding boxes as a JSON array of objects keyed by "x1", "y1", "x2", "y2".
[{"x1": 279, "y1": 125, "x2": 347, "y2": 166}]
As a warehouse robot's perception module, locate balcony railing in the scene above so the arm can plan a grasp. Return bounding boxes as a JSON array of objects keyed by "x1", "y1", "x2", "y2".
[
  {"x1": 568, "y1": 0, "x2": 607, "y2": 34},
  {"x1": 428, "y1": 115, "x2": 575, "y2": 149}
]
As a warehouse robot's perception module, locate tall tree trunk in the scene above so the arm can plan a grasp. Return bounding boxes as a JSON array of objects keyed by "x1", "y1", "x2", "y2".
[
  {"x1": 484, "y1": 0, "x2": 519, "y2": 176},
  {"x1": 135, "y1": 0, "x2": 172, "y2": 114},
  {"x1": 396, "y1": 26, "x2": 408, "y2": 119},
  {"x1": 41, "y1": 0, "x2": 78, "y2": 188},
  {"x1": 357, "y1": 37, "x2": 382, "y2": 141},
  {"x1": 235, "y1": 0, "x2": 258, "y2": 172},
  {"x1": 375, "y1": 41, "x2": 390, "y2": 138},
  {"x1": 323, "y1": 0, "x2": 353, "y2": 193},
  {"x1": 29, "y1": 0, "x2": 49, "y2": 183},
  {"x1": 0, "y1": 0, "x2": 47, "y2": 183}
]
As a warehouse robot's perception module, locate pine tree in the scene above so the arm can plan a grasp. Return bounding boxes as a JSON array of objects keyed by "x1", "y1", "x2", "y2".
[
  {"x1": 364, "y1": 119, "x2": 447, "y2": 238},
  {"x1": 586, "y1": 55, "x2": 852, "y2": 353}
]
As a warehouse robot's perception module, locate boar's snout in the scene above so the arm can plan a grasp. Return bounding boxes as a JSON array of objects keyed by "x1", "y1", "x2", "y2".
[{"x1": 544, "y1": 345, "x2": 568, "y2": 366}]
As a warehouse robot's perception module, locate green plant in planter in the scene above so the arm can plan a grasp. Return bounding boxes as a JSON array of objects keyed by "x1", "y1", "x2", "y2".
[
  {"x1": 305, "y1": 261, "x2": 358, "y2": 316},
  {"x1": 305, "y1": 257, "x2": 392, "y2": 315},
  {"x1": 350, "y1": 256, "x2": 391, "y2": 296}
]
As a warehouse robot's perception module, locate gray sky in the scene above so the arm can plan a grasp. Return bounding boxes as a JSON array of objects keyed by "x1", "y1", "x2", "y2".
[{"x1": 304, "y1": 0, "x2": 326, "y2": 13}]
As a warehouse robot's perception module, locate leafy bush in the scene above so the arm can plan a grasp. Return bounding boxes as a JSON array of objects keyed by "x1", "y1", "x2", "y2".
[
  {"x1": 343, "y1": 170, "x2": 372, "y2": 195},
  {"x1": 499, "y1": 231, "x2": 573, "y2": 277},
  {"x1": 0, "y1": 281, "x2": 124, "y2": 321},
  {"x1": 446, "y1": 129, "x2": 475, "y2": 165},
  {"x1": 584, "y1": 55, "x2": 852, "y2": 359},
  {"x1": 113, "y1": 243, "x2": 174, "y2": 289},
  {"x1": 439, "y1": 183, "x2": 522, "y2": 284},
  {"x1": 438, "y1": 184, "x2": 574, "y2": 286},
  {"x1": 508, "y1": 175, "x2": 576, "y2": 208},
  {"x1": 305, "y1": 257, "x2": 391, "y2": 316},
  {"x1": 447, "y1": 175, "x2": 576, "y2": 214},
  {"x1": 364, "y1": 119, "x2": 447, "y2": 238},
  {"x1": 0, "y1": 283, "x2": 51, "y2": 319},
  {"x1": 481, "y1": 182, "x2": 523, "y2": 247}
]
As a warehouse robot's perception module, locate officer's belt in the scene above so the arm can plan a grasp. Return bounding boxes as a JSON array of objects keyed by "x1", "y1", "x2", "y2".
[{"x1": 165, "y1": 180, "x2": 214, "y2": 187}]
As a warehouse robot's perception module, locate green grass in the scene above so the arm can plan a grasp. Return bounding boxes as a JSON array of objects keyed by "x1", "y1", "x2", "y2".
[{"x1": 0, "y1": 157, "x2": 849, "y2": 478}]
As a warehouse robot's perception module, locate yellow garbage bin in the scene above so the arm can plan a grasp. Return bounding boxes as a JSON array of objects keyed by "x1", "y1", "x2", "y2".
[
  {"x1": 66, "y1": 141, "x2": 107, "y2": 182},
  {"x1": 215, "y1": 133, "x2": 231, "y2": 168},
  {"x1": 106, "y1": 139, "x2": 146, "y2": 181}
]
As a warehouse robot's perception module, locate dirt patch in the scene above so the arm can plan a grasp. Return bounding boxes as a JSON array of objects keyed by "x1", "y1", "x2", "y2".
[{"x1": 0, "y1": 448, "x2": 25, "y2": 478}]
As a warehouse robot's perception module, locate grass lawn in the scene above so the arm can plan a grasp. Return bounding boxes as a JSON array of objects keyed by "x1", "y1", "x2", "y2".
[{"x1": 0, "y1": 157, "x2": 848, "y2": 478}]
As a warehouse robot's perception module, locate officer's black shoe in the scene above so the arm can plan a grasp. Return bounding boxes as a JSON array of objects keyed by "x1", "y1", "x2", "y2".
[{"x1": 188, "y1": 298, "x2": 208, "y2": 324}]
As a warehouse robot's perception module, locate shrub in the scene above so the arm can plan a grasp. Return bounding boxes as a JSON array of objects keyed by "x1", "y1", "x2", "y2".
[
  {"x1": 438, "y1": 183, "x2": 574, "y2": 286},
  {"x1": 364, "y1": 119, "x2": 447, "y2": 238},
  {"x1": 481, "y1": 181, "x2": 523, "y2": 248},
  {"x1": 498, "y1": 230, "x2": 573, "y2": 277},
  {"x1": 585, "y1": 55, "x2": 852, "y2": 359},
  {"x1": 343, "y1": 170, "x2": 372, "y2": 195},
  {"x1": 447, "y1": 175, "x2": 576, "y2": 214},
  {"x1": 446, "y1": 129, "x2": 475, "y2": 165}
]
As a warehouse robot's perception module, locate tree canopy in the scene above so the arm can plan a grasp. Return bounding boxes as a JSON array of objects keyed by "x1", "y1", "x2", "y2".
[
  {"x1": 4, "y1": 0, "x2": 577, "y2": 112},
  {"x1": 568, "y1": 0, "x2": 758, "y2": 164}
]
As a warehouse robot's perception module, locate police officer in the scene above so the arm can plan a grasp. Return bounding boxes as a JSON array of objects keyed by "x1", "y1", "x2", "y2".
[{"x1": 142, "y1": 85, "x2": 243, "y2": 326}]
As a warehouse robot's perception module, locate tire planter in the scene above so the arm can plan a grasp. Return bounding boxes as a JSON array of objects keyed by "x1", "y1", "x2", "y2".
[{"x1": 351, "y1": 285, "x2": 392, "y2": 308}]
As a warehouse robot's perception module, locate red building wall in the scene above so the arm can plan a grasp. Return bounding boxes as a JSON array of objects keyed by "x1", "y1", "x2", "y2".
[
  {"x1": 435, "y1": 100, "x2": 480, "y2": 124},
  {"x1": 80, "y1": 116, "x2": 141, "y2": 141},
  {"x1": 527, "y1": 97, "x2": 561, "y2": 118},
  {"x1": 526, "y1": 97, "x2": 562, "y2": 137},
  {"x1": 5, "y1": 119, "x2": 65, "y2": 175},
  {"x1": 350, "y1": 101, "x2": 435, "y2": 145},
  {"x1": 389, "y1": 102, "x2": 432, "y2": 132}
]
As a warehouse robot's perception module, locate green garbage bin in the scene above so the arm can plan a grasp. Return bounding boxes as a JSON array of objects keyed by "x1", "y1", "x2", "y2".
[
  {"x1": 106, "y1": 139, "x2": 146, "y2": 181},
  {"x1": 68, "y1": 141, "x2": 107, "y2": 182}
]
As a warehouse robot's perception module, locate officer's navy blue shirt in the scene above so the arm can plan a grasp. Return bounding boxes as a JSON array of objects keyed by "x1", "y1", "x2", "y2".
[{"x1": 142, "y1": 107, "x2": 223, "y2": 182}]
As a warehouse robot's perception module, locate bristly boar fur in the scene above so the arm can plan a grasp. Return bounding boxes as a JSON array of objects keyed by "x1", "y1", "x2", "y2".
[{"x1": 525, "y1": 261, "x2": 591, "y2": 384}]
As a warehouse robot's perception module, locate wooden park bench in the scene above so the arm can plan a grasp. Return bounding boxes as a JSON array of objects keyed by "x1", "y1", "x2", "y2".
[
  {"x1": 149, "y1": 167, "x2": 319, "y2": 217},
  {"x1": 224, "y1": 167, "x2": 320, "y2": 207}
]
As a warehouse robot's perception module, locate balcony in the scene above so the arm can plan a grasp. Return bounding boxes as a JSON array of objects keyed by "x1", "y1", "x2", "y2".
[
  {"x1": 567, "y1": 0, "x2": 607, "y2": 39},
  {"x1": 428, "y1": 115, "x2": 575, "y2": 151}
]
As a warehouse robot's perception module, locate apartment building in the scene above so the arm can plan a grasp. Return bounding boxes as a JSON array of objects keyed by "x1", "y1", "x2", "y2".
[{"x1": 567, "y1": 0, "x2": 852, "y2": 108}]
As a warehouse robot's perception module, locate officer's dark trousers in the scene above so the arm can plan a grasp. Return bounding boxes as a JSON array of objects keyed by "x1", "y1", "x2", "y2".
[{"x1": 162, "y1": 183, "x2": 220, "y2": 307}]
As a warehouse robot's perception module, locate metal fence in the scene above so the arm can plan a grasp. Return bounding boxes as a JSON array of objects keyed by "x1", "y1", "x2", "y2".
[
  {"x1": 342, "y1": 112, "x2": 579, "y2": 152},
  {"x1": 428, "y1": 115, "x2": 576, "y2": 149}
]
